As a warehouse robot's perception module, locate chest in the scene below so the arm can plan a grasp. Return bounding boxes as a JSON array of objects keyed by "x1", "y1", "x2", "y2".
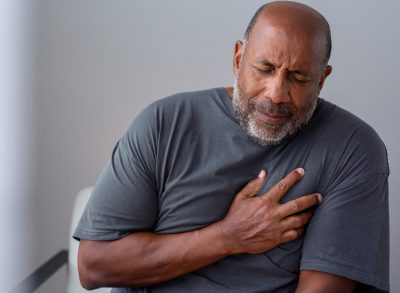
[{"x1": 153, "y1": 130, "x2": 331, "y2": 233}]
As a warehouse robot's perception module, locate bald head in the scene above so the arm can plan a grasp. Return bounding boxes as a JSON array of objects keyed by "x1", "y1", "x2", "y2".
[{"x1": 244, "y1": 1, "x2": 331, "y2": 66}]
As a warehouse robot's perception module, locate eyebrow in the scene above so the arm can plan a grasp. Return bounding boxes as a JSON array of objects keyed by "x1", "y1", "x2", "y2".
[
  {"x1": 254, "y1": 58, "x2": 311, "y2": 77},
  {"x1": 291, "y1": 69, "x2": 310, "y2": 77},
  {"x1": 255, "y1": 59, "x2": 275, "y2": 67}
]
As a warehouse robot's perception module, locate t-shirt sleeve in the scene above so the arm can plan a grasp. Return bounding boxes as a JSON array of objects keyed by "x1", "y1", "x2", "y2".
[
  {"x1": 300, "y1": 124, "x2": 390, "y2": 292},
  {"x1": 73, "y1": 104, "x2": 159, "y2": 241}
]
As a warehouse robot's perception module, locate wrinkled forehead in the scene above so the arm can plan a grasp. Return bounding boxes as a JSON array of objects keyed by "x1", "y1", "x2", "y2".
[
  {"x1": 251, "y1": 2, "x2": 328, "y2": 41},
  {"x1": 245, "y1": 5, "x2": 328, "y2": 68},
  {"x1": 246, "y1": 15, "x2": 327, "y2": 70}
]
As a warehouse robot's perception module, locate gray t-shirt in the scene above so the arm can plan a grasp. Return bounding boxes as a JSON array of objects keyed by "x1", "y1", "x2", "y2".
[{"x1": 74, "y1": 87, "x2": 389, "y2": 292}]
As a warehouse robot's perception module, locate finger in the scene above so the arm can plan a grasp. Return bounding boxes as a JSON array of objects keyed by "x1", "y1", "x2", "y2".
[
  {"x1": 263, "y1": 168, "x2": 305, "y2": 201},
  {"x1": 281, "y1": 227, "x2": 305, "y2": 243},
  {"x1": 235, "y1": 170, "x2": 267, "y2": 200},
  {"x1": 281, "y1": 211, "x2": 313, "y2": 231},
  {"x1": 279, "y1": 193, "x2": 322, "y2": 217}
]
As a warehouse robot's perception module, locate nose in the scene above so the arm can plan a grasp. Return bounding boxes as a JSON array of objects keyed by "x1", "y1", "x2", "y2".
[{"x1": 264, "y1": 72, "x2": 290, "y2": 104}]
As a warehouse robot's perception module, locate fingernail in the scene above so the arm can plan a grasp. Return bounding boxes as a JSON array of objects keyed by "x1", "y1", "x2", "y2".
[
  {"x1": 258, "y1": 170, "x2": 266, "y2": 178},
  {"x1": 317, "y1": 193, "x2": 323, "y2": 203},
  {"x1": 297, "y1": 168, "x2": 305, "y2": 176}
]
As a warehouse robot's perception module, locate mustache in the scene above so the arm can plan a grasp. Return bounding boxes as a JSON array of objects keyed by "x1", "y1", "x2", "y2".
[{"x1": 249, "y1": 99, "x2": 295, "y2": 116}]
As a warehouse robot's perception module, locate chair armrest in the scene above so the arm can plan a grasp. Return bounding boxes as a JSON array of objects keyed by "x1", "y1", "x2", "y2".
[{"x1": 11, "y1": 249, "x2": 68, "y2": 293}]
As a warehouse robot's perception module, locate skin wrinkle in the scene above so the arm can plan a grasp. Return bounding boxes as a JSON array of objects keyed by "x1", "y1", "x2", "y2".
[{"x1": 244, "y1": 1, "x2": 331, "y2": 66}]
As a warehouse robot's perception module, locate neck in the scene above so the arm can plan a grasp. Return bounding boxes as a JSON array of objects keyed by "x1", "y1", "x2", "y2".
[{"x1": 225, "y1": 87, "x2": 233, "y2": 99}]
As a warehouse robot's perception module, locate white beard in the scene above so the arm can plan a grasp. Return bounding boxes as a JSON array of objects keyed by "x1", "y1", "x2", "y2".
[{"x1": 232, "y1": 79, "x2": 317, "y2": 145}]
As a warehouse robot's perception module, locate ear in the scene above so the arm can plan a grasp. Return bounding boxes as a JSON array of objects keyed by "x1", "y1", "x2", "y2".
[
  {"x1": 233, "y1": 40, "x2": 244, "y2": 77},
  {"x1": 318, "y1": 65, "x2": 332, "y2": 92}
]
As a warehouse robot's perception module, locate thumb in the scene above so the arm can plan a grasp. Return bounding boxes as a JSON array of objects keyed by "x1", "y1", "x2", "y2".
[{"x1": 235, "y1": 170, "x2": 267, "y2": 200}]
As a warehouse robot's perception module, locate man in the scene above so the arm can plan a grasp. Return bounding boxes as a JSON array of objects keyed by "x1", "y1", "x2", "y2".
[{"x1": 74, "y1": 1, "x2": 389, "y2": 292}]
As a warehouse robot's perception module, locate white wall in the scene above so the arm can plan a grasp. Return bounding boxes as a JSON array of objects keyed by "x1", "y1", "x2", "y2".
[
  {"x1": 16, "y1": 0, "x2": 399, "y2": 292},
  {"x1": 0, "y1": 0, "x2": 36, "y2": 291}
]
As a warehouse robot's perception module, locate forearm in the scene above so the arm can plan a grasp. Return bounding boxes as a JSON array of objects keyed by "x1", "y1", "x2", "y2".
[
  {"x1": 78, "y1": 222, "x2": 229, "y2": 289},
  {"x1": 295, "y1": 270, "x2": 356, "y2": 293},
  {"x1": 79, "y1": 169, "x2": 320, "y2": 289}
]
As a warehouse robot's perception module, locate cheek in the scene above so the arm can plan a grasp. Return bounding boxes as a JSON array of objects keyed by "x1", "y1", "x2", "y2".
[
  {"x1": 290, "y1": 87, "x2": 318, "y2": 110},
  {"x1": 238, "y1": 76, "x2": 266, "y2": 100},
  {"x1": 238, "y1": 64, "x2": 265, "y2": 88}
]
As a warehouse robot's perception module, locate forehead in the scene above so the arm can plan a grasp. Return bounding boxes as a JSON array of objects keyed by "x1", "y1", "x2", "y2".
[{"x1": 246, "y1": 16, "x2": 326, "y2": 71}]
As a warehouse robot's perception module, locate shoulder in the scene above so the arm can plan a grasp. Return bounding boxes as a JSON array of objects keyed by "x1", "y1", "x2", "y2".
[
  {"x1": 314, "y1": 99, "x2": 389, "y2": 182},
  {"x1": 129, "y1": 87, "x2": 227, "y2": 132},
  {"x1": 145, "y1": 87, "x2": 223, "y2": 115},
  {"x1": 123, "y1": 87, "x2": 224, "y2": 140}
]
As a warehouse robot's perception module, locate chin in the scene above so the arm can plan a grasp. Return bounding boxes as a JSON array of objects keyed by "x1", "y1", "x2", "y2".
[{"x1": 247, "y1": 119, "x2": 291, "y2": 146}]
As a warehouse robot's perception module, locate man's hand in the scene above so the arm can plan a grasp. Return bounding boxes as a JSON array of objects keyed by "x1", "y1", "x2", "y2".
[{"x1": 218, "y1": 168, "x2": 321, "y2": 254}]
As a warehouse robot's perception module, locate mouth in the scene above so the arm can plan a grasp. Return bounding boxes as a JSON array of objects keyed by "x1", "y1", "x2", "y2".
[{"x1": 254, "y1": 108, "x2": 291, "y2": 125}]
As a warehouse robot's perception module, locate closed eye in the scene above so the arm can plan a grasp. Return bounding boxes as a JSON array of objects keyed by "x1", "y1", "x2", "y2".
[
  {"x1": 254, "y1": 67, "x2": 274, "y2": 75},
  {"x1": 290, "y1": 73, "x2": 310, "y2": 83}
]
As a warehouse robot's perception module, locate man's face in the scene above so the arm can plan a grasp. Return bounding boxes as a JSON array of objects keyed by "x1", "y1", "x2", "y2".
[{"x1": 232, "y1": 17, "x2": 331, "y2": 145}]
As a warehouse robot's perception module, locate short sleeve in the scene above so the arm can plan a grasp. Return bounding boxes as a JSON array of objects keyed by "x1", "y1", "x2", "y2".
[
  {"x1": 73, "y1": 105, "x2": 159, "y2": 241},
  {"x1": 300, "y1": 125, "x2": 390, "y2": 291}
]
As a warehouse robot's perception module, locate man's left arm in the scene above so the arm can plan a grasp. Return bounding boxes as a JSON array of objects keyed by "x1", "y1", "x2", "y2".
[
  {"x1": 296, "y1": 270, "x2": 356, "y2": 293},
  {"x1": 295, "y1": 123, "x2": 390, "y2": 292}
]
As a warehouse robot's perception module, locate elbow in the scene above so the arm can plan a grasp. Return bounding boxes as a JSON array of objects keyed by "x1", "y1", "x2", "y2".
[
  {"x1": 78, "y1": 268, "x2": 98, "y2": 291},
  {"x1": 79, "y1": 273, "x2": 97, "y2": 291},
  {"x1": 77, "y1": 241, "x2": 105, "y2": 290}
]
